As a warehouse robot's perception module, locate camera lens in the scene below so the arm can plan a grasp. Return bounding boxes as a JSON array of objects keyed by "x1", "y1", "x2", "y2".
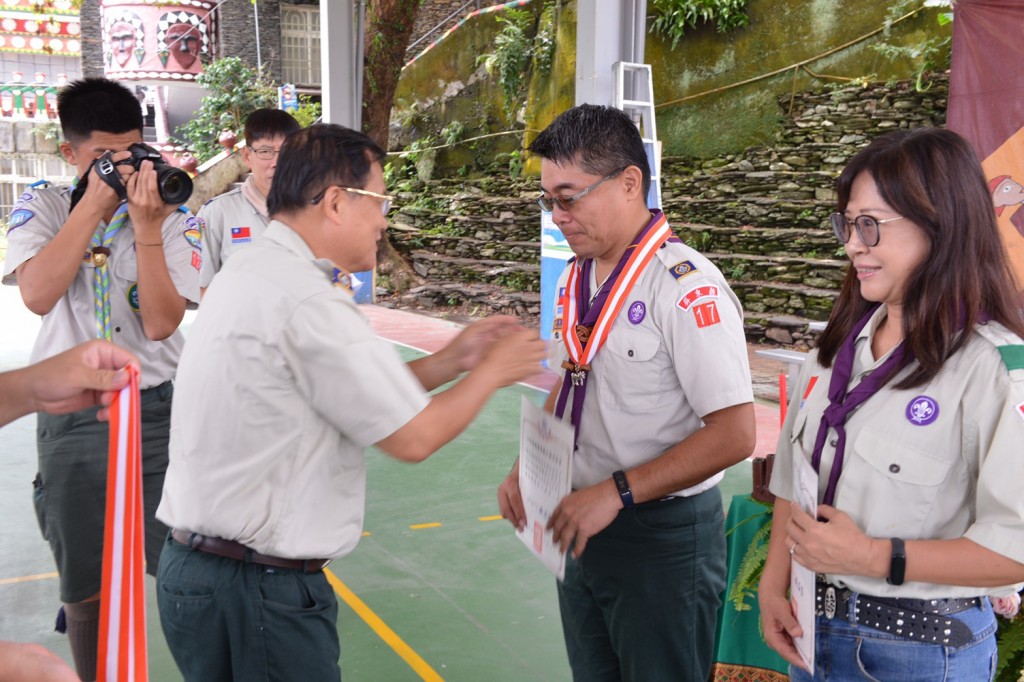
[{"x1": 156, "y1": 166, "x2": 193, "y2": 205}]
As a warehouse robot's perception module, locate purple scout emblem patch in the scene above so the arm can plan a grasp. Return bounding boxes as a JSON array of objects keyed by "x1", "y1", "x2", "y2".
[
  {"x1": 906, "y1": 395, "x2": 939, "y2": 425},
  {"x1": 628, "y1": 300, "x2": 646, "y2": 324}
]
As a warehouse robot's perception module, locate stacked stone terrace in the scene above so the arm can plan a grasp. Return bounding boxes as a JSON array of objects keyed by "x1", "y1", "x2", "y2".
[{"x1": 387, "y1": 74, "x2": 949, "y2": 346}]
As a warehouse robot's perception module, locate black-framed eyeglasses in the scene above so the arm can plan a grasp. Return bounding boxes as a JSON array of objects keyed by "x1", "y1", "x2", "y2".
[
  {"x1": 250, "y1": 147, "x2": 281, "y2": 160},
  {"x1": 310, "y1": 185, "x2": 394, "y2": 215},
  {"x1": 829, "y1": 212, "x2": 905, "y2": 247},
  {"x1": 537, "y1": 167, "x2": 626, "y2": 213}
]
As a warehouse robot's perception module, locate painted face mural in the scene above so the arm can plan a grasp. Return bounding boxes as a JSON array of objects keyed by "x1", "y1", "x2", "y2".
[
  {"x1": 165, "y1": 22, "x2": 200, "y2": 68},
  {"x1": 156, "y1": 10, "x2": 208, "y2": 71},
  {"x1": 104, "y1": 10, "x2": 144, "y2": 67}
]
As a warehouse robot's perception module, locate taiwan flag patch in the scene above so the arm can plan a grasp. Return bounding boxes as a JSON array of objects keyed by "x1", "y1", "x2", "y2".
[{"x1": 231, "y1": 227, "x2": 252, "y2": 244}]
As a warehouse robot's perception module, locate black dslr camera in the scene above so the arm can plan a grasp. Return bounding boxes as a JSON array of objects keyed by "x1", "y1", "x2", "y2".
[{"x1": 70, "y1": 142, "x2": 193, "y2": 210}]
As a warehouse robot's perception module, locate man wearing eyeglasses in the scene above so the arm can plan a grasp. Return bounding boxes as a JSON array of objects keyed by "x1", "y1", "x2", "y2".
[
  {"x1": 155, "y1": 123, "x2": 546, "y2": 680},
  {"x1": 497, "y1": 104, "x2": 756, "y2": 682},
  {"x1": 196, "y1": 108, "x2": 300, "y2": 293}
]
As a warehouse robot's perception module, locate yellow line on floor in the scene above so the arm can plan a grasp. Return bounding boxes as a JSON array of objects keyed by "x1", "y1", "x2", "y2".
[
  {"x1": 409, "y1": 522, "x2": 442, "y2": 530},
  {"x1": 478, "y1": 515, "x2": 503, "y2": 522},
  {"x1": 0, "y1": 571, "x2": 58, "y2": 586},
  {"x1": 325, "y1": 568, "x2": 444, "y2": 682}
]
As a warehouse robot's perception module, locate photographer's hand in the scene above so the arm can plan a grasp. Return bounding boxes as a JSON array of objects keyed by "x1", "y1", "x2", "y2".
[
  {"x1": 127, "y1": 159, "x2": 188, "y2": 340},
  {"x1": 14, "y1": 150, "x2": 135, "y2": 316},
  {"x1": 77, "y1": 150, "x2": 134, "y2": 218},
  {"x1": 126, "y1": 160, "x2": 177, "y2": 237}
]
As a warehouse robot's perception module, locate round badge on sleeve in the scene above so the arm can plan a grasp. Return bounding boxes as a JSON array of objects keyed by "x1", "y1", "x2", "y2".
[
  {"x1": 127, "y1": 283, "x2": 141, "y2": 312},
  {"x1": 905, "y1": 395, "x2": 939, "y2": 425},
  {"x1": 628, "y1": 300, "x2": 646, "y2": 324}
]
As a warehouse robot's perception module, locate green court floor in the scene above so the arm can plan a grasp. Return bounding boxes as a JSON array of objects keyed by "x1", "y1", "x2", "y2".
[{"x1": 0, "y1": 291, "x2": 753, "y2": 681}]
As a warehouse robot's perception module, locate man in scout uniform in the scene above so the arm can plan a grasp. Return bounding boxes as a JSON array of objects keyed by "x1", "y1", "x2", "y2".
[
  {"x1": 196, "y1": 107, "x2": 300, "y2": 292},
  {"x1": 2, "y1": 77, "x2": 201, "y2": 681},
  {"x1": 497, "y1": 104, "x2": 756, "y2": 682},
  {"x1": 155, "y1": 123, "x2": 545, "y2": 680}
]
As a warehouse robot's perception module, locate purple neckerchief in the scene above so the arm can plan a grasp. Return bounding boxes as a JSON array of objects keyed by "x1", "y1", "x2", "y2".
[
  {"x1": 810, "y1": 305, "x2": 911, "y2": 506},
  {"x1": 554, "y1": 211, "x2": 664, "y2": 446}
]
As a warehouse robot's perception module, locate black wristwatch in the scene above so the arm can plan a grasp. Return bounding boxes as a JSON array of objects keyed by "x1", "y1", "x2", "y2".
[
  {"x1": 886, "y1": 537, "x2": 906, "y2": 586},
  {"x1": 612, "y1": 470, "x2": 634, "y2": 508}
]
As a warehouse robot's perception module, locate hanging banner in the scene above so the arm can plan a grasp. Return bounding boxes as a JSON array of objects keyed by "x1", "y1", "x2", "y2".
[
  {"x1": 100, "y1": 0, "x2": 216, "y2": 82},
  {"x1": 947, "y1": 0, "x2": 1024, "y2": 291},
  {"x1": 97, "y1": 365, "x2": 148, "y2": 682}
]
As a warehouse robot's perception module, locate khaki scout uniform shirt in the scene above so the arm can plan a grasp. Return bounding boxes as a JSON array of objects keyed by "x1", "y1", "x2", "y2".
[
  {"x1": 771, "y1": 305, "x2": 1024, "y2": 598},
  {"x1": 548, "y1": 237, "x2": 754, "y2": 496},
  {"x1": 2, "y1": 185, "x2": 201, "y2": 388},
  {"x1": 157, "y1": 220, "x2": 429, "y2": 560},
  {"x1": 196, "y1": 186, "x2": 270, "y2": 288}
]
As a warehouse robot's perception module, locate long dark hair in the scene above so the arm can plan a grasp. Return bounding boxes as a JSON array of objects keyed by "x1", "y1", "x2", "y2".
[{"x1": 816, "y1": 127, "x2": 1024, "y2": 388}]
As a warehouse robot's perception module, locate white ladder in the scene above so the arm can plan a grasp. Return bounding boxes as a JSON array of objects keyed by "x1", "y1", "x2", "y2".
[{"x1": 612, "y1": 61, "x2": 661, "y2": 210}]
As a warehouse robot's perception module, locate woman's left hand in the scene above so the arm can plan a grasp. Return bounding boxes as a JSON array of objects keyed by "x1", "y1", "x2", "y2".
[{"x1": 786, "y1": 503, "x2": 887, "y2": 578}]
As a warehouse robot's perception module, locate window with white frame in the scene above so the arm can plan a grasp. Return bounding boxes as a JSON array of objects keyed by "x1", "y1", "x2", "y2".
[{"x1": 281, "y1": 4, "x2": 320, "y2": 87}]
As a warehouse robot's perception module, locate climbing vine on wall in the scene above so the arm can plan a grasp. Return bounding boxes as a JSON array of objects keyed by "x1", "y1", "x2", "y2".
[{"x1": 648, "y1": 0, "x2": 751, "y2": 49}]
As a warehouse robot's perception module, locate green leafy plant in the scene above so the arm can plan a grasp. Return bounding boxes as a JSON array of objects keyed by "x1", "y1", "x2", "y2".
[
  {"x1": 441, "y1": 120, "x2": 465, "y2": 146},
  {"x1": 532, "y1": 1, "x2": 557, "y2": 76},
  {"x1": 477, "y1": 8, "x2": 536, "y2": 119},
  {"x1": 725, "y1": 501, "x2": 773, "y2": 612},
  {"x1": 872, "y1": 0, "x2": 952, "y2": 92},
  {"x1": 173, "y1": 57, "x2": 277, "y2": 162},
  {"x1": 996, "y1": 611, "x2": 1024, "y2": 682},
  {"x1": 290, "y1": 95, "x2": 322, "y2": 128},
  {"x1": 649, "y1": 0, "x2": 751, "y2": 49}
]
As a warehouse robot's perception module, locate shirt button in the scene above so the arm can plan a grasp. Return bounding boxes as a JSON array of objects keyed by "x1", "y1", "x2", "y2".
[
  {"x1": 829, "y1": 438, "x2": 838, "y2": 447},
  {"x1": 889, "y1": 464, "x2": 901, "y2": 473},
  {"x1": 114, "y1": 326, "x2": 121, "y2": 333},
  {"x1": 628, "y1": 350, "x2": 634, "y2": 357}
]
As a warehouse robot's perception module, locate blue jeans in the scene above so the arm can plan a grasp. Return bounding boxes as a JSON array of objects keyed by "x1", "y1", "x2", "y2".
[
  {"x1": 556, "y1": 487, "x2": 726, "y2": 682},
  {"x1": 790, "y1": 595, "x2": 997, "y2": 682}
]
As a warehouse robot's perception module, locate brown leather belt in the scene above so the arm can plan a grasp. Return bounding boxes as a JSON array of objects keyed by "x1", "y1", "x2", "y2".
[{"x1": 171, "y1": 529, "x2": 330, "y2": 574}]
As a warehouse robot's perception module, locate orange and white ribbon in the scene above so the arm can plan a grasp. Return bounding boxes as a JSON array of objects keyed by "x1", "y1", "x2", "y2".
[
  {"x1": 561, "y1": 212, "x2": 671, "y2": 369},
  {"x1": 98, "y1": 365, "x2": 149, "y2": 682}
]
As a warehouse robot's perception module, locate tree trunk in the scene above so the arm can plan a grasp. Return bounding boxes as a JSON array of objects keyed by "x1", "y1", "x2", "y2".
[
  {"x1": 362, "y1": 0, "x2": 421, "y2": 150},
  {"x1": 363, "y1": 0, "x2": 423, "y2": 293}
]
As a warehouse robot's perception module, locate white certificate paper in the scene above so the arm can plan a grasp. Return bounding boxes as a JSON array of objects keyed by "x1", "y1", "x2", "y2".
[
  {"x1": 791, "y1": 455, "x2": 818, "y2": 671},
  {"x1": 517, "y1": 396, "x2": 574, "y2": 580}
]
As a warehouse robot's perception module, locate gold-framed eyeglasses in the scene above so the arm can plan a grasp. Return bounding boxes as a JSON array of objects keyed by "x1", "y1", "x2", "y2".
[
  {"x1": 250, "y1": 147, "x2": 281, "y2": 160},
  {"x1": 829, "y1": 212, "x2": 905, "y2": 247},
  {"x1": 310, "y1": 186, "x2": 394, "y2": 215},
  {"x1": 537, "y1": 167, "x2": 626, "y2": 213}
]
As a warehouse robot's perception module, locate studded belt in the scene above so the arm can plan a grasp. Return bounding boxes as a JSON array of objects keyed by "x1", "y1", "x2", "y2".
[{"x1": 814, "y1": 580, "x2": 980, "y2": 647}]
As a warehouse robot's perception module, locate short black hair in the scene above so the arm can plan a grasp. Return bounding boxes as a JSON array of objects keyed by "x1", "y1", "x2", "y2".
[
  {"x1": 57, "y1": 78, "x2": 143, "y2": 145},
  {"x1": 529, "y1": 104, "x2": 651, "y2": 198},
  {"x1": 268, "y1": 123, "x2": 386, "y2": 217},
  {"x1": 244, "y1": 108, "x2": 300, "y2": 145}
]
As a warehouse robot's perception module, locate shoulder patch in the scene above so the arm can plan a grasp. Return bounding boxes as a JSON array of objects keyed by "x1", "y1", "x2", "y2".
[
  {"x1": 677, "y1": 284, "x2": 719, "y2": 311},
  {"x1": 7, "y1": 208, "x2": 35, "y2": 232},
  {"x1": 183, "y1": 226, "x2": 202, "y2": 250},
  {"x1": 667, "y1": 259, "x2": 699, "y2": 281},
  {"x1": 997, "y1": 345, "x2": 1024, "y2": 372}
]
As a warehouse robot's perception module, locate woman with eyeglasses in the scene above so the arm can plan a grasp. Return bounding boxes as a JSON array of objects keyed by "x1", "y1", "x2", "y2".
[{"x1": 758, "y1": 127, "x2": 1024, "y2": 681}]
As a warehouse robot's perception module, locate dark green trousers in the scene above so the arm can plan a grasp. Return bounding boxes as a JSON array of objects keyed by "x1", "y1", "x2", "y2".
[
  {"x1": 157, "y1": 534, "x2": 341, "y2": 682},
  {"x1": 557, "y1": 486, "x2": 727, "y2": 682}
]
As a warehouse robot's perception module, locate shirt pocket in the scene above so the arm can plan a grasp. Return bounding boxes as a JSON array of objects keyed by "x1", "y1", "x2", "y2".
[
  {"x1": 110, "y1": 242, "x2": 139, "y2": 283},
  {"x1": 598, "y1": 328, "x2": 663, "y2": 411},
  {"x1": 840, "y1": 427, "x2": 952, "y2": 537}
]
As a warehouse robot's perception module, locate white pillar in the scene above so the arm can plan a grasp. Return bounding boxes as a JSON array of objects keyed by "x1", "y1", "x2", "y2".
[
  {"x1": 575, "y1": 0, "x2": 648, "y2": 106},
  {"x1": 320, "y1": 0, "x2": 361, "y2": 128}
]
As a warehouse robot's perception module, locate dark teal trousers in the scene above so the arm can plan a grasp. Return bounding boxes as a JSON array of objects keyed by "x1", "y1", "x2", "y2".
[
  {"x1": 557, "y1": 486, "x2": 727, "y2": 682},
  {"x1": 157, "y1": 534, "x2": 341, "y2": 681}
]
